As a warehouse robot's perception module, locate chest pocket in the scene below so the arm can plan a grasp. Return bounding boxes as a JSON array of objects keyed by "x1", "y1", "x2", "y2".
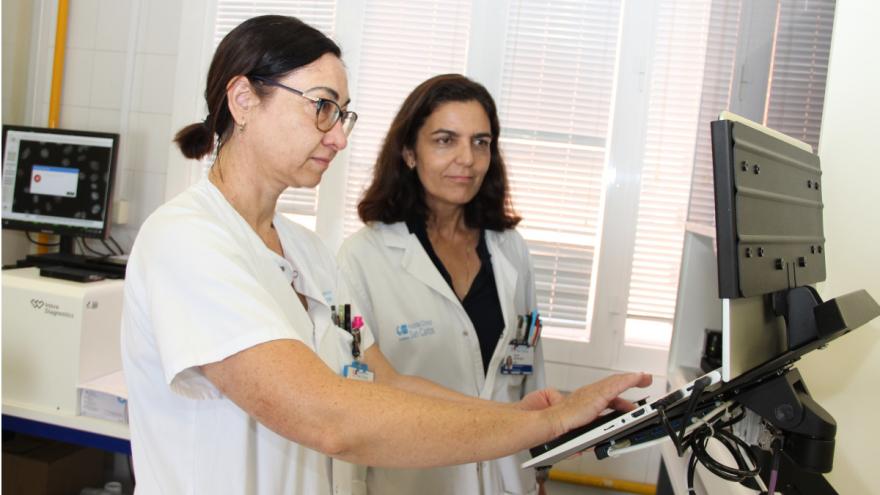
[{"x1": 316, "y1": 324, "x2": 353, "y2": 375}]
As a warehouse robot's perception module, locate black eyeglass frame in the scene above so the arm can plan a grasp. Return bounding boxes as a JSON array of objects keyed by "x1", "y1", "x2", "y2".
[{"x1": 250, "y1": 76, "x2": 357, "y2": 135}]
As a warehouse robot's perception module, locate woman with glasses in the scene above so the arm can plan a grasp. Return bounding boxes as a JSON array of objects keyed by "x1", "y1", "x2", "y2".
[
  {"x1": 337, "y1": 74, "x2": 547, "y2": 495},
  {"x1": 122, "y1": 16, "x2": 650, "y2": 495}
]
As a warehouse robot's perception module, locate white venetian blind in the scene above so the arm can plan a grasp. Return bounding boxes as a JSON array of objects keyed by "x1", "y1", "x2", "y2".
[
  {"x1": 764, "y1": 0, "x2": 835, "y2": 151},
  {"x1": 642, "y1": 0, "x2": 835, "y2": 348},
  {"x1": 686, "y1": 0, "x2": 834, "y2": 231},
  {"x1": 342, "y1": 0, "x2": 471, "y2": 235},
  {"x1": 211, "y1": 1, "x2": 337, "y2": 217},
  {"x1": 624, "y1": 0, "x2": 714, "y2": 346},
  {"x1": 685, "y1": 0, "x2": 742, "y2": 229},
  {"x1": 498, "y1": 0, "x2": 622, "y2": 336}
]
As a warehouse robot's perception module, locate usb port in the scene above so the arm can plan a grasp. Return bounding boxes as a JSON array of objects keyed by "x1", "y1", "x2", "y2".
[{"x1": 651, "y1": 390, "x2": 684, "y2": 409}]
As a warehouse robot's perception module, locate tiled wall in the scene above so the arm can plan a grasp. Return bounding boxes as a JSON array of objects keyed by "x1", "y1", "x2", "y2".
[{"x1": 31, "y1": 0, "x2": 183, "y2": 250}]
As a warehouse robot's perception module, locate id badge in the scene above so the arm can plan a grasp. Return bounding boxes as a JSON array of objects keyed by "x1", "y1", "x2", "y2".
[
  {"x1": 500, "y1": 343, "x2": 534, "y2": 375},
  {"x1": 343, "y1": 361, "x2": 374, "y2": 382}
]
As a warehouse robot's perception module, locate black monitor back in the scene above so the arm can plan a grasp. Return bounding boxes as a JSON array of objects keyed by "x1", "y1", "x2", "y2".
[{"x1": 711, "y1": 119, "x2": 826, "y2": 299}]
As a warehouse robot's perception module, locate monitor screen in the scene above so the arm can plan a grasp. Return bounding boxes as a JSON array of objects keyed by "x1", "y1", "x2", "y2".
[
  {"x1": 2, "y1": 125, "x2": 119, "y2": 239},
  {"x1": 710, "y1": 113, "x2": 826, "y2": 299}
]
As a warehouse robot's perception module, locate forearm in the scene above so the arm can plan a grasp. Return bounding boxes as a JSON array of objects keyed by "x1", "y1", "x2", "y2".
[
  {"x1": 363, "y1": 344, "x2": 510, "y2": 409},
  {"x1": 205, "y1": 339, "x2": 650, "y2": 469},
  {"x1": 318, "y1": 377, "x2": 556, "y2": 467},
  {"x1": 385, "y1": 371, "x2": 511, "y2": 408},
  {"x1": 206, "y1": 339, "x2": 556, "y2": 468}
]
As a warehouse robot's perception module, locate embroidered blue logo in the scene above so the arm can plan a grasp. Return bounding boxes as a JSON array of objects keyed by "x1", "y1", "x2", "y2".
[{"x1": 395, "y1": 320, "x2": 434, "y2": 341}]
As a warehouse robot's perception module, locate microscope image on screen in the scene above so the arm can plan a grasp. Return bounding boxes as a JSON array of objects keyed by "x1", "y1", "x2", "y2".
[
  {"x1": 2, "y1": 125, "x2": 119, "y2": 244},
  {"x1": 11, "y1": 139, "x2": 113, "y2": 222}
]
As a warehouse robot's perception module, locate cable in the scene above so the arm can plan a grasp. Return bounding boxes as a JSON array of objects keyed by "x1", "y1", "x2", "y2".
[
  {"x1": 109, "y1": 235, "x2": 124, "y2": 255},
  {"x1": 767, "y1": 438, "x2": 782, "y2": 494},
  {"x1": 80, "y1": 238, "x2": 108, "y2": 256},
  {"x1": 100, "y1": 238, "x2": 116, "y2": 255},
  {"x1": 683, "y1": 408, "x2": 760, "y2": 492},
  {"x1": 606, "y1": 401, "x2": 733, "y2": 458},
  {"x1": 678, "y1": 376, "x2": 710, "y2": 441},
  {"x1": 658, "y1": 407, "x2": 685, "y2": 455},
  {"x1": 653, "y1": 398, "x2": 761, "y2": 493},
  {"x1": 25, "y1": 232, "x2": 60, "y2": 247}
]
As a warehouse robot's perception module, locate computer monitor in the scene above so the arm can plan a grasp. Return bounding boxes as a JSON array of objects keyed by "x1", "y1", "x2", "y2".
[
  {"x1": 709, "y1": 113, "x2": 827, "y2": 379},
  {"x1": 2, "y1": 125, "x2": 119, "y2": 254},
  {"x1": 670, "y1": 113, "x2": 824, "y2": 383},
  {"x1": 527, "y1": 114, "x2": 878, "y2": 472},
  {"x1": 710, "y1": 112, "x2": 825, "y2": 299}
]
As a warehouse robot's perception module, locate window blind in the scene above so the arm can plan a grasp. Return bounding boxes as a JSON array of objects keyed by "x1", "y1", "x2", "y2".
[
  {"x1": 637, "y1": 0, "x2": 834, "y2": 347},
  {"x1": 211, "y1": 1, "x2": 337, "y2": 217},
  {"x1": 764, "y1": 0, "x2": 835, "y2": 151},
  {"x1": 687, "y1": 0, "x2": 834, "y2": 231},
  {"x1": 498, "y1": 0, "x2": 622, "y2": 334},
  {"x1": 685, "y1": 0, "x2": 742, "y2": 229},
  {"x1": 625, "y1": 0, "x2": 714, "y2": 340},
  {"x1": 341, "y1": 0, "x2": 471, "y2": 235}
]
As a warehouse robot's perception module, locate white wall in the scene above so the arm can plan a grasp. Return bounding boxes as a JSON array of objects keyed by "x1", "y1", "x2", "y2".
[{"x1": 797, "y1": 0, "x2": 880, "y2": 493}]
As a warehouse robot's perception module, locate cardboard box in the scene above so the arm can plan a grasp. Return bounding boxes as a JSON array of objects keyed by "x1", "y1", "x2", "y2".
[{"x1": 2, "y1": 435, "x2": 104, "y2": 495}]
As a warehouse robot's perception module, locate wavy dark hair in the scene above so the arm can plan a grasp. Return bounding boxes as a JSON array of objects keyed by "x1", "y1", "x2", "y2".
[
  {"x1": 358, "y1": 74, "x2": 520, "y2": 231},
  {"x1": 174, "y1": 15, "x2": 341, "y2": 160}
]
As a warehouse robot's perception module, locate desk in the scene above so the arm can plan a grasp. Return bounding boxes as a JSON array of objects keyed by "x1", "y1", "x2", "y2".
[{"x1": 3, "y1": 402, "x2": 130, "y2": 455}]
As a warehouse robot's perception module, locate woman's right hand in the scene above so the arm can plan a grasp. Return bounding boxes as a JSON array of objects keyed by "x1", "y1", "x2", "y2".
[{"x1": 544, "y1": 372, "x2": 652, "y2": 438}]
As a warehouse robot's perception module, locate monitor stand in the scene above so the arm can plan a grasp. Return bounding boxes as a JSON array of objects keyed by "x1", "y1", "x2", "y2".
[
  {"x1": 727, "y1": 289, "x2": 879, "y2": 495},
  {"x1": 20, "y1": 235, "x2": 125, "y2": 278},
  {"x1": 58, "y1": 235, "x2": 77, "y2": 256},
  {"x1": 772, "y1": 286, "x2": 823, "y2": 349},
  {"x1": 24, "y1": 235, "x2": 90, "y2": 265},
  {"x1": 737, "y1": 367, "x2": 837, "y2": 493}
]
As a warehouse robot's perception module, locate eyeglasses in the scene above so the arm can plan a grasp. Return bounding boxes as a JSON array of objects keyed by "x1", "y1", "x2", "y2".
[{"x1": 251, "y1": 76, "x2": 358, "y2": 136}]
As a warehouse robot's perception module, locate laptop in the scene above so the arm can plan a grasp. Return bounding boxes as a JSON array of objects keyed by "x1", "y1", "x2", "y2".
[
  {"x1": 524, "y1": 229, "x2": 729, "y2": 470},
  {"x1": 523, "y1": 287, "x2": 880, "y2": 469},
  {"x1": 523, "y1": 368, "x2": 723, "y2": 469}
]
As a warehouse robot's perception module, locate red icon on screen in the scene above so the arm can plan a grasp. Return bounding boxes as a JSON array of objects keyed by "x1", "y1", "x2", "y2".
[{"x1": 34, "y1": 175, "x2": 42, "y2": 182}]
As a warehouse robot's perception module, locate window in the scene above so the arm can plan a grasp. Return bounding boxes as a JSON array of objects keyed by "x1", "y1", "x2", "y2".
[
  {"x1": 624, "y1": 0, "x2": 714, "y2": 347},
  {"x1": 686, "y1": 0, "x2": 834, "y2": 233},
  {"x1": 183, "y1": 0, "x2": 835, "y2": 373},
  {"x1": 765, "y1": 0, "x2": 834, "y2": 149},
  {"x1": 625, "y1": 0, "x2": 834, "y2": 355},
  {"x1": 497, "y1": 0, "x2": 623, "y2": 340}
]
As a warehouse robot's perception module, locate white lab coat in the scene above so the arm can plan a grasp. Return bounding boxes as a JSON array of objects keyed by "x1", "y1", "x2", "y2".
[
  {"x1": 337, "y1": 221, "x2": 545, "y2": 495},
  {"x1": 122, "y1": 179, "x2": 371, "y2": 494}
]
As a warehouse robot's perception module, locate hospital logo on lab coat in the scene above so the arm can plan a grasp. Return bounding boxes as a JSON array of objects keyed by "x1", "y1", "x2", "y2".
[{"x1": 395, "y1": 320, "x2": 435, "y2": 341}]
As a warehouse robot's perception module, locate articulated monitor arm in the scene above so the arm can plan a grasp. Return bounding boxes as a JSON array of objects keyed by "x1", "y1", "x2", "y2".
[{"x1": 736, "y1": 368, "x2": 836, "y2": 474}]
